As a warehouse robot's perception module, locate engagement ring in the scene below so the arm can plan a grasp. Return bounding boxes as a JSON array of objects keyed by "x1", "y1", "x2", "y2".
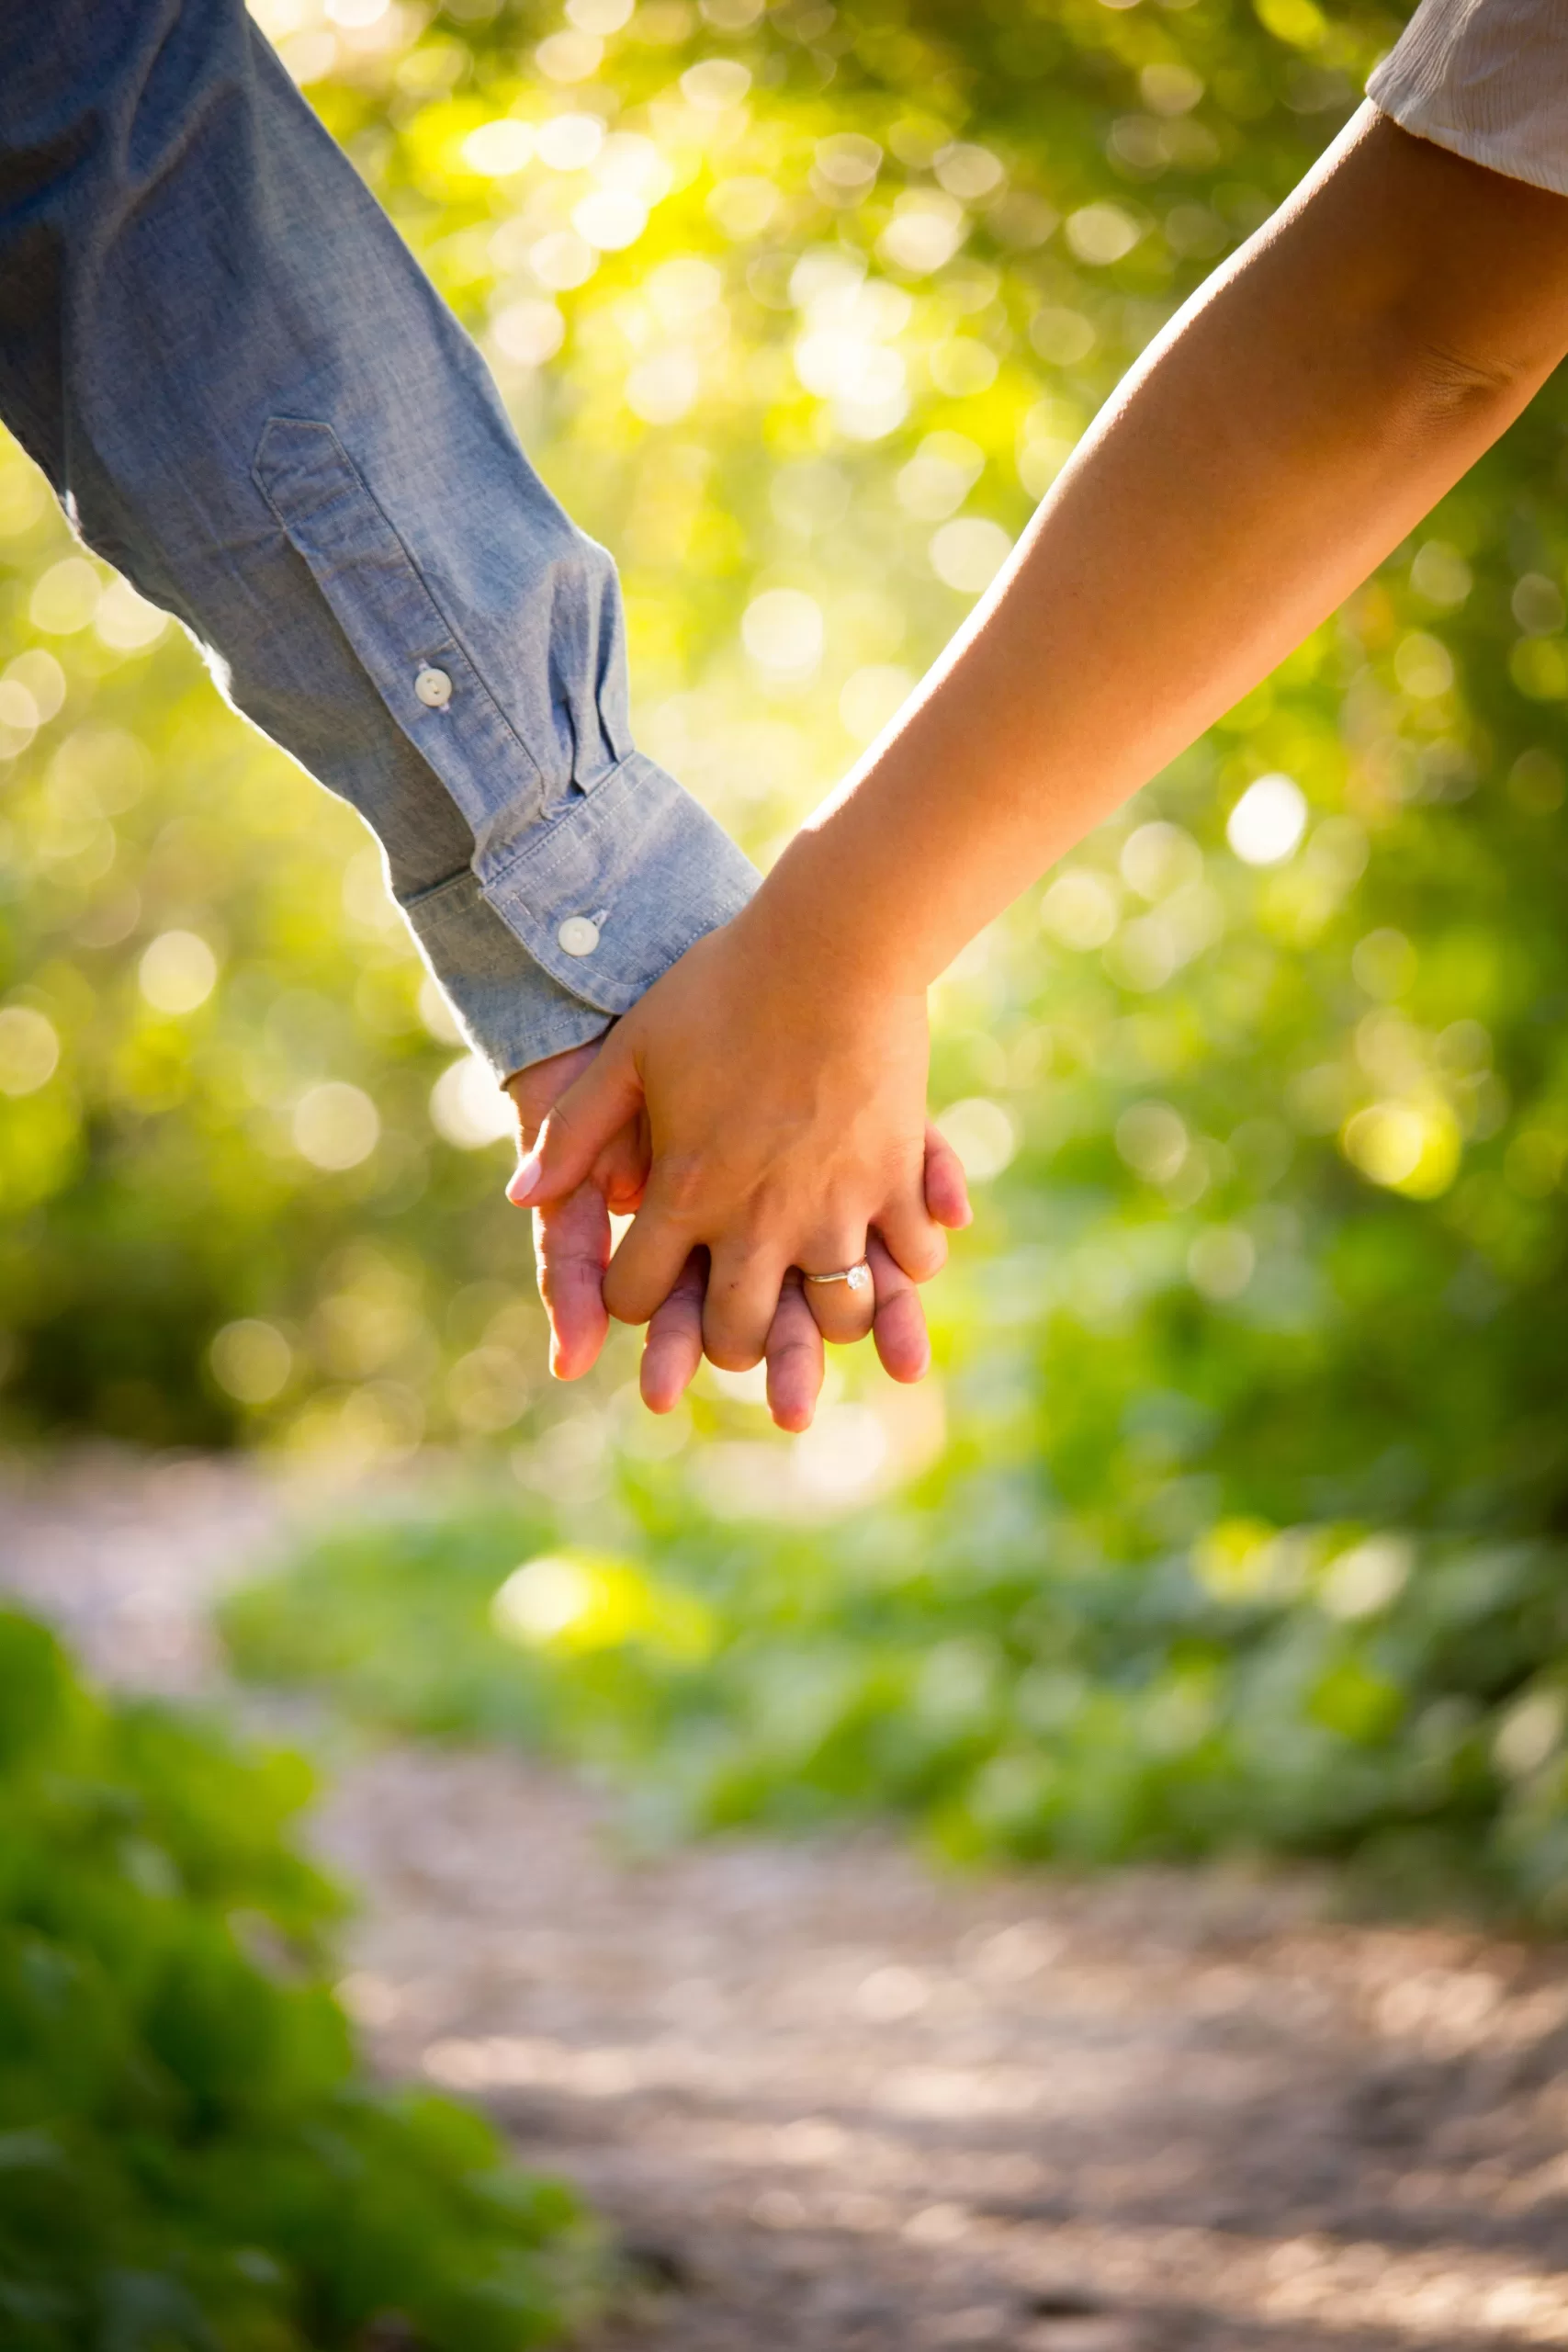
[{"x1": 803, "y1": 1261, "x2": 872, "y2": 1292}]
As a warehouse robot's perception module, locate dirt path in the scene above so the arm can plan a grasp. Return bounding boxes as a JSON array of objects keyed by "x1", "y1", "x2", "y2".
[{"x1": 6, "y1": 1453, "x2": 1568, "y2": 2351}]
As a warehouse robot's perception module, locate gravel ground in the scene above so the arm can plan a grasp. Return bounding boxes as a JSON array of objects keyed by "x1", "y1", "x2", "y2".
[{"x1": 5, "y1": 1451, "x2": 1568, "y2": 2352}]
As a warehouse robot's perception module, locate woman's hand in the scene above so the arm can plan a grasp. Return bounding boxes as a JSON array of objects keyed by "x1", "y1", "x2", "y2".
[
  {"x1": 507, "y1": 1028, "x2": 970, "y2": 1427},
  {"x1": 508, "y1": 905, "x2": 968, "y2": 1375}
]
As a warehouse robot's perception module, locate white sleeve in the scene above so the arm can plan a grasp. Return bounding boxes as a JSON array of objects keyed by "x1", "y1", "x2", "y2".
[{"x1": 1368, "y1": 0, "x2": 1568, "y2": 198}]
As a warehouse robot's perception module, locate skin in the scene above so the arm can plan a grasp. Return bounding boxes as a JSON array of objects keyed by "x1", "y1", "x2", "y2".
[
  {"x1": 506, "y1": 1044, "x2": 970, "y2": 1428},
  {"x1": 513, "y1": 108, "x2": 1568, "y2": 1379}
]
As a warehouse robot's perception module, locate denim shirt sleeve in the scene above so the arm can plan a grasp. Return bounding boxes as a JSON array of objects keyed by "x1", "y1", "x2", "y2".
[{"x1": 0, "y1": 0, "x2": 758, "y2": 1079}]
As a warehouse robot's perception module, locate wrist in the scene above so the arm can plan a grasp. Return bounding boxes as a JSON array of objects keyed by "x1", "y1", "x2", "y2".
[{"x1": 737, "y1": 827, "x2": 934, "y2": 1005}]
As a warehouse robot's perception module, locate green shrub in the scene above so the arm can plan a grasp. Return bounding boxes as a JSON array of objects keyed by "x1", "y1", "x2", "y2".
[
  {"x1": 0, "y1": 1610, "x2": 593, "y2": 2349},
  {"x1": 220, "y1": 1485, "x2": 1568, "y2": 1927}
]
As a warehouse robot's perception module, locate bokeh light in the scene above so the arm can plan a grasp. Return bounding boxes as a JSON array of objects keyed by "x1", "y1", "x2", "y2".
[
  {"x1": 1225, "y1": 773, "x2": 1308, "y2": 865},
  {"x1": 138, "y1": 930, "x2": 219, "y2": 1014},
  {"x1": 0, "y1": 1005, "x2": 59, "y2": 1097},
  {"x1": 209, "y1": 1318, "x2": 294, "y2": 1405},
  {"x1": 293, "y1": 1082, "x2": 381, "y2": 1170},
  {"x1": 431, "y1": 1055, "x2": 516, "y2": 1149}
]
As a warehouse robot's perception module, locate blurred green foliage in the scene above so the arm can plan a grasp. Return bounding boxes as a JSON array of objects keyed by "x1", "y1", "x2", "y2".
[
  {"x1": 6, "y1": 0, "x2": 1568, "y2": 1900},
  {"x1": 221, "y1": 1487, "x2": 1568, "y2": 1921},
  {"x1": 0, "y1": 1609, "x2": 591, "y2": 2346}
]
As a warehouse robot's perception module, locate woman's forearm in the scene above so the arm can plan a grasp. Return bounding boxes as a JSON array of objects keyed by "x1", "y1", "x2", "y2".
[
  {"x1": 749, "y1": 107, "x2": 1568, "y2": 995},
  {"x1": 519, "y1": 104, "x2": 1568, "y2": 1388}
]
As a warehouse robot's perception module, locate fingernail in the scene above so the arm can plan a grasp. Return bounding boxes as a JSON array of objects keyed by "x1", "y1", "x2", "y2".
[{"x1": 506, "y1": 1149, "x2": 542, "y2": 1206}]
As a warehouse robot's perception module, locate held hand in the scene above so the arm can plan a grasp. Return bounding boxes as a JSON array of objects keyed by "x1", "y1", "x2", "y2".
[
  {"x1": 639, "y1": 1220, "x2": 961, "y2": 1431},
  {"x1": 506, "y1": 1041, "x2": 644, "y2": 1381},
  {"x1": 507, "y1": 1014, "x2": 970, "y2": 1426},
  {"x1": 510, "y1": 1040, "x2": 968, "y2": 1425},
  {"x1": 507, "y1": 908, "x2": 969, "y2": 1377}
]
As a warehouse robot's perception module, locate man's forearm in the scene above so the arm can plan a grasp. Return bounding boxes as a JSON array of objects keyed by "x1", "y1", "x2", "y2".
[
  {"x1": 0, "y1": 0, "x2": 756, "y2": 1080},
  {"x1": 751, "y1": 108, "x2": 1568, "y2": 996}
]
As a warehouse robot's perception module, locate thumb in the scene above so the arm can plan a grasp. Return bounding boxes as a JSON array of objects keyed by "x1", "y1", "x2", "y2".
[{"x1": 506, "y1": 1027, "x2": 643, "y2": 1207}]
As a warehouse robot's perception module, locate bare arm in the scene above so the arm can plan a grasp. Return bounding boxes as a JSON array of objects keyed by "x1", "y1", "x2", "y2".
[
  {"x1": 765, "y1": 107, "x2": 1568, "y2": 988},
  {"x1": 515, "y1": 108, "x2": 1568, "y2": 1370}
]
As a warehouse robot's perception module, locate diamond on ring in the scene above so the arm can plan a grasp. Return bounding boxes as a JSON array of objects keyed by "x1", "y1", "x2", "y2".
[{"x1": 803, "y1": 1260, "x2": 872, "y2": 1292}]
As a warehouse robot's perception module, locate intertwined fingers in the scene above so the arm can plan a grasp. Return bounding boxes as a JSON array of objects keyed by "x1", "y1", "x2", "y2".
[
  {"x1": 867, "y1": 1231, "x2": 931, "y2": 1383},
  {"x1": 797, "y1": 1224, "x2": 877, "y2": 1346},
  {"x1": 640, "y1": 1249, "x2": 707, "y2": 1414},
  {"x1": 601, "y1": 1158, "x2": 711, "y2": 1329},
  {"x1": 702, "y1": 1234, "x2": 793, "y2": 1370},
  {"x1": 511, "y1": 1020, "x2": 966, "y2": 1402},
  {"x1": 764, "y1": 1270, "x2": 825, "y2": 1430},
  {"x1": 591, "y1": 1107, "x2": 649, "y2": 1213},
  {"x1": 615, "y1": 1164, "x2": 942, "y2": 1372},
  {"x1": 638, "y1": 1250, "x2": 826, "y2": 1429},
  {"x1": 876, "y1": 1186, "x2": 949, "y2": 1284},
  {"x1": 638, "y1": 1238, "x2": 922, "y2": 1420}
]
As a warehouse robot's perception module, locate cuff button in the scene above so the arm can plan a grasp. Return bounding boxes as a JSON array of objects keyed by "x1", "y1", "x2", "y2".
[
  {"x1": 414, "y1": 665, "x2": 453, "y2": 708},
  {"x1": 557, "y1": 915, "x2": 601, "y2": 957}
]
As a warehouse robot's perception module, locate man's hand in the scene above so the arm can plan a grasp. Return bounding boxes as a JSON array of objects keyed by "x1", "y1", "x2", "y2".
[{"x1": 507, "y1": 1042, "x2": 638, "y2": 1382}]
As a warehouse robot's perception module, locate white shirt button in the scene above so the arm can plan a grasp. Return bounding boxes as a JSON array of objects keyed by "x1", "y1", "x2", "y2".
[
  {"x1": 414, "y1": 665, "x2": 453, "y2": 708},
  {"x1": 557, "y1": 915, "x2": 601, "y2": 957}
]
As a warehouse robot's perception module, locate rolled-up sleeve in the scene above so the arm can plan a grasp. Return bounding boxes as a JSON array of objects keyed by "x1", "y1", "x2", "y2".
[
  {"x1": 0, "y1": 0, "x2": 758, "y2": 1077},
  {"x1": 1368, "y1": 0, "x2": 1568, "y2": 200}
]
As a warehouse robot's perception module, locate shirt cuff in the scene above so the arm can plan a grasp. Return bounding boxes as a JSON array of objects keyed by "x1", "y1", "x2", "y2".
[
  {"x1": 479, "y1": 749, "x2": 761, "y2": 1017},
  {"x1": 400, "y1": 756, "x2": 760, "y2": 1078},
  {"x1": 397, "y1": 865, "x2": 615, "y2": 1080}
]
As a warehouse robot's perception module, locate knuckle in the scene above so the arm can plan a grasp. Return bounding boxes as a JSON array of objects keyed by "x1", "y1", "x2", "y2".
[
  {"x1": 886, "y1": 1218, "x2": 944, "y2": 1278},
  {"x1": 657, "y1": 1153, "x2": 710, "y2": 1221},
  {"x1": 536, "y1": 1106, "x2": 575, "y2": 1159},
  {"x1": 769, "y1": 1336, "x2": 818, "y2": 1375},
  {"x1": 707, "y1": 1252, "x2": 765, "y2": 1303}
]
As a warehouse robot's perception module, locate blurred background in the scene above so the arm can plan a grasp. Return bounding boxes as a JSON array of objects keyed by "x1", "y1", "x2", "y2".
[
  {"x1": 6, "y1": 0, "x2": 1568, "y2": 2337},
  {"x1": 6, "y1": 0, "x2": 1568, "y2": 1905}
]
